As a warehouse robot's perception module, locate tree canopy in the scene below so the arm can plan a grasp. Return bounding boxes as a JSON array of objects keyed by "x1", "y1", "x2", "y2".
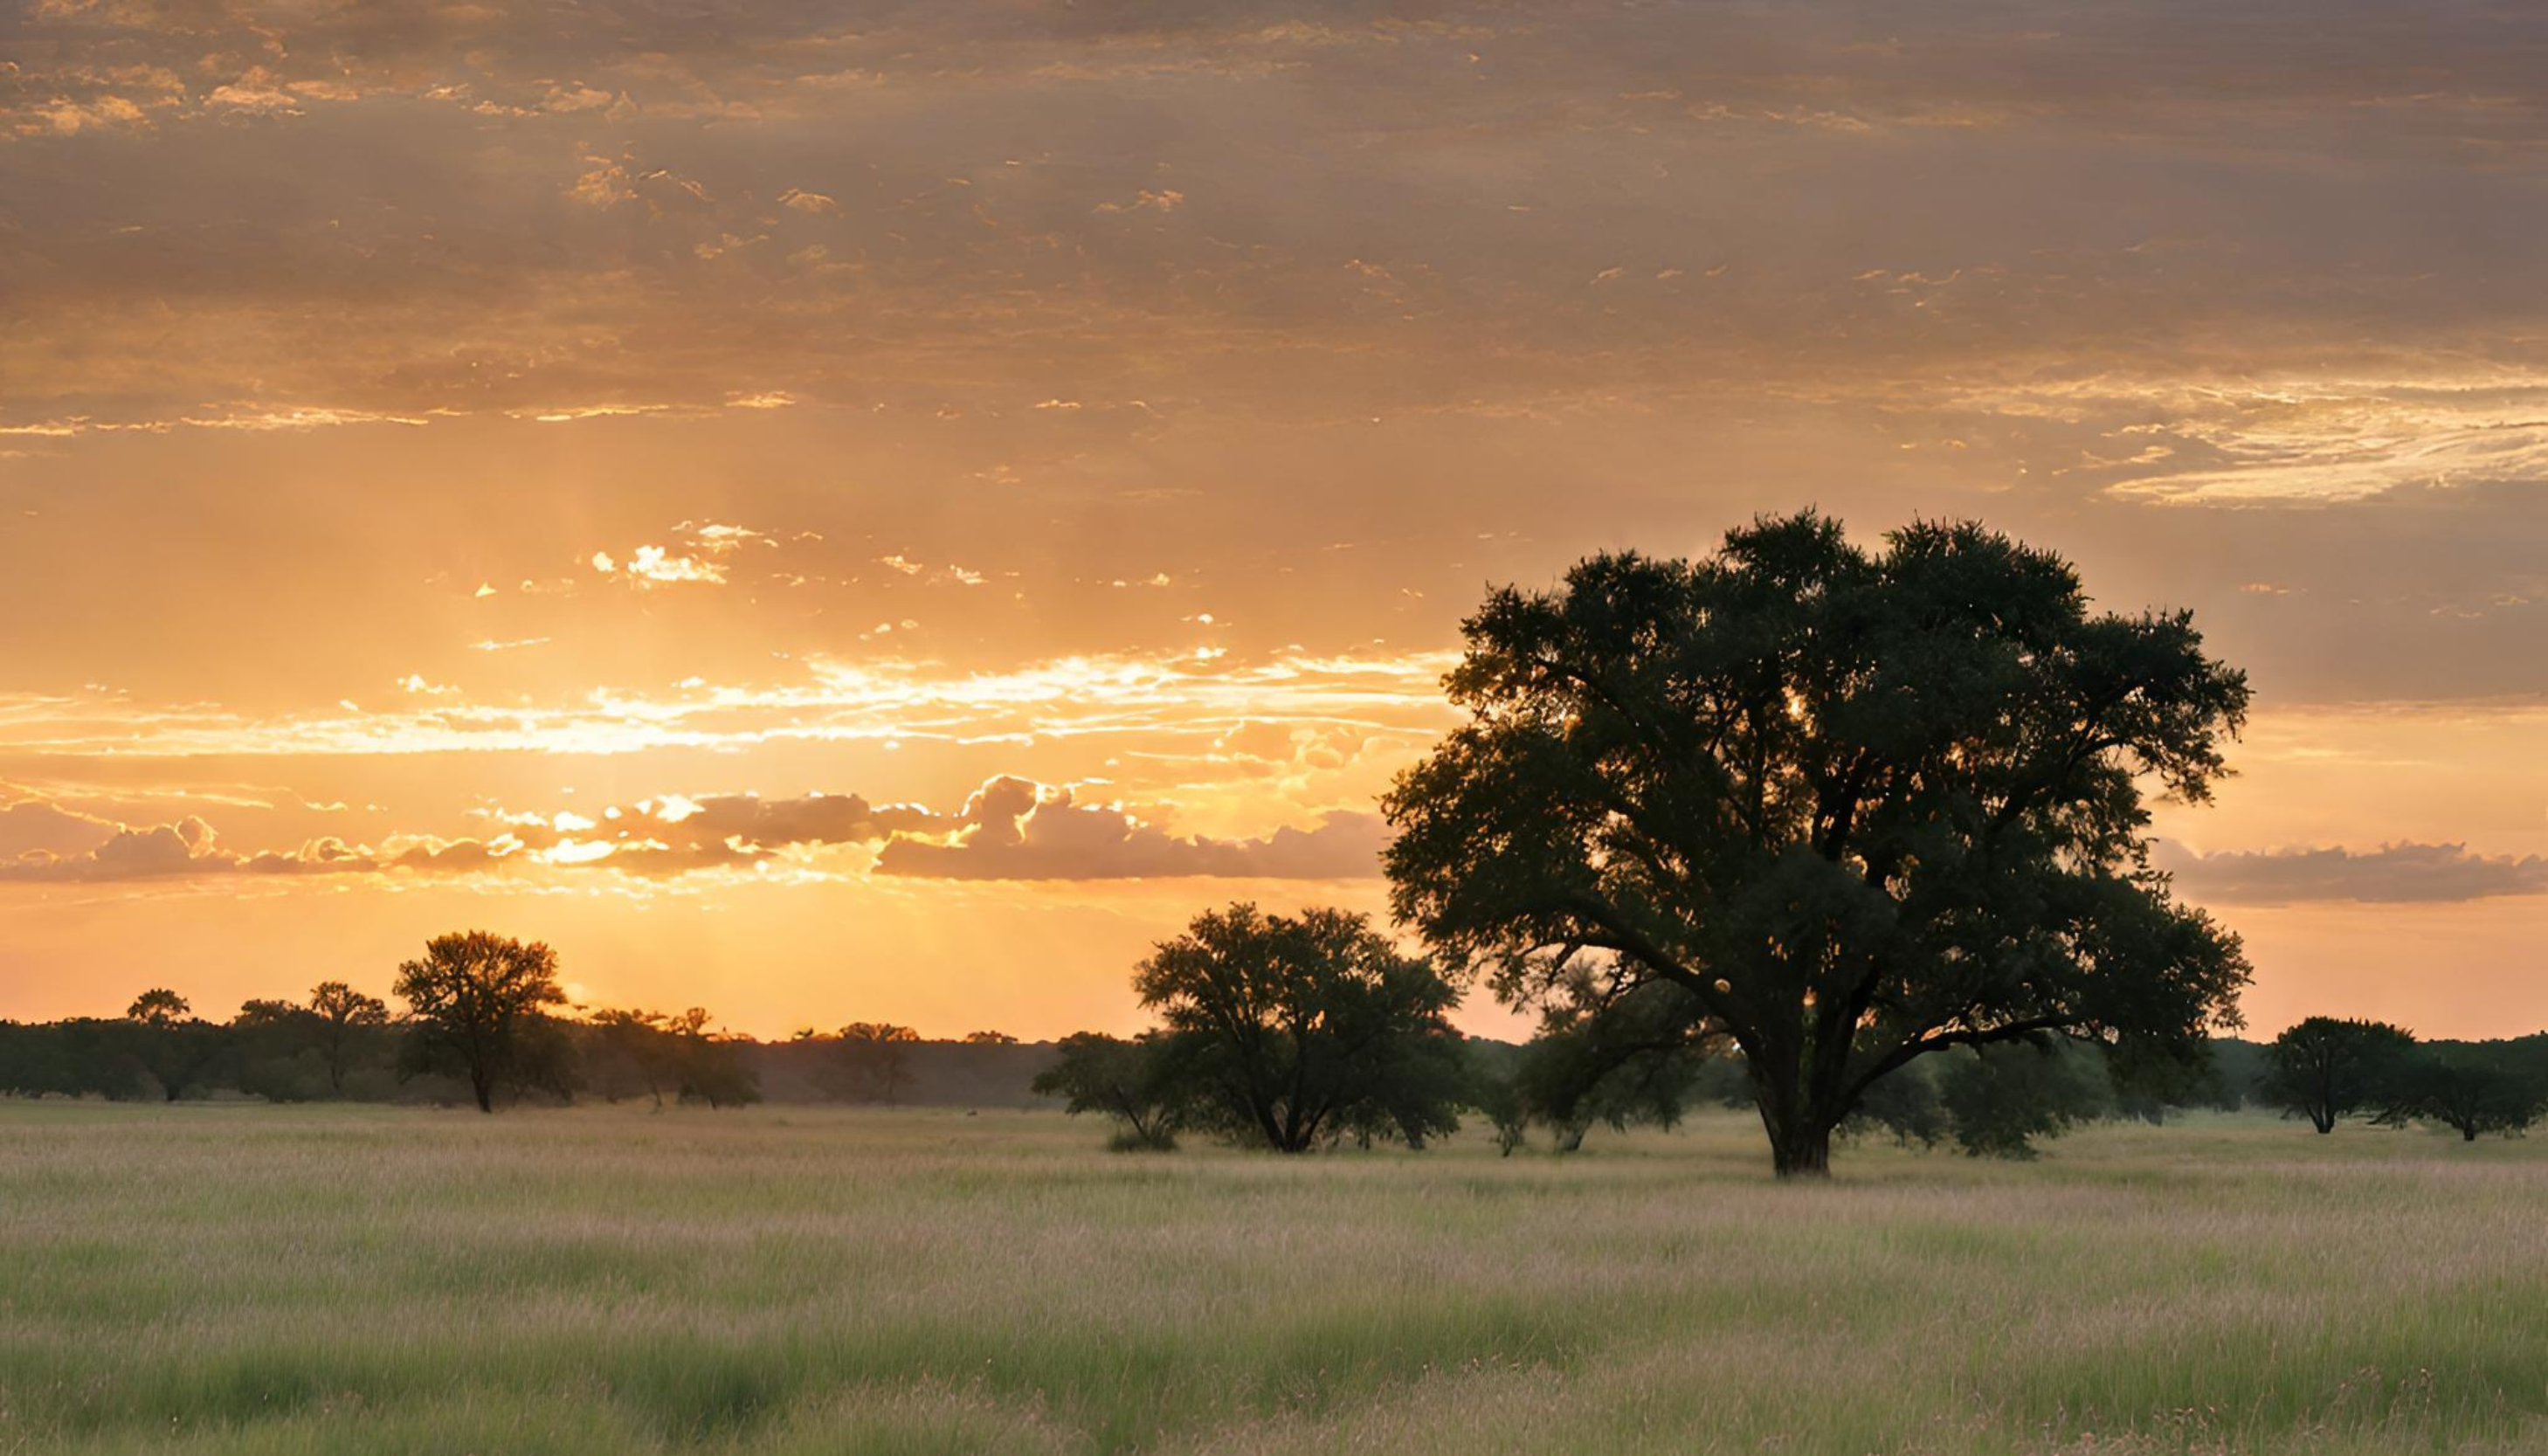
[
  {"x1": 1132, "y1": 903, "x2": 1468, "y2": 1153},
  {"x1": 2261, "y1": 1017, "x2": 2417, "y2": 1134},
  {"x1": 2379, "y1": 1046, "x2": 2545, "y2": 1142},
  {"x1": 1032, "y1": 1032, "x2": 1187, "y2": 1150},
  {"x1": 392, "y1": 930, "x2": 568, "y2": 1114},
  {"x1": 1384, "y1": 511, "x2": 2253, "y2": 1175}
]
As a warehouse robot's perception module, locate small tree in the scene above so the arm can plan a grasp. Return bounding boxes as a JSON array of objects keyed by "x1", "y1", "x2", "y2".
[
  {"x1": 128, "y1": 989, "x2": 190, "y2": 1025},
  {"x1": 125, "y1": 989, "x2": 224, "y2": 1101},
  {"x1": 1512, "y1": 972, "x2": 1720, "y2": 1153},
  {"x1": 667, "y1": 1006, "x2": 762, "y2": 1108},
  {"x1": 962, "y1": 1030, "x2": 1020, "y2": 1045},
  {"x1": 1032, "y1": 1032, "x2": 1186, "y2": 1150},
  {"x1": 1467, "y1": 1065, "x2": 1533, "y2": 1156},
  {"x1": 2261, "y1": 1017, "x2": 2417, "y2": 1134},
  {"x1": 1134, "y1": 903, "x2": 1468, "y2": 1153},
  {"x1": 2379, "y1": 1048, "x2": 2545, "y2": 1142},
  {"x1": 392, "y1": 930, "x2": 567, "y2": 1114},
  {"x1": 829, "y1": 1022, "x2": 921, "y2": 1105},
  {"x1": 300, "y1": 981, "x2": 389, "y2": 1096},
  {"x1": 583, "y1": 1009, "x2": 676, "y2": 1105}
]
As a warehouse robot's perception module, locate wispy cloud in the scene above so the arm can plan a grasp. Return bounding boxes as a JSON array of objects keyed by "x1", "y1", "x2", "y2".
[{"x1": 2164, "y1": 839, "x2": 2548, "y2": 905}]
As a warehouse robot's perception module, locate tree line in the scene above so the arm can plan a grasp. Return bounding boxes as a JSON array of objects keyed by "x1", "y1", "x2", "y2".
[
  {"x1": 4, "y1": 919, "x2": 2541, "y2": 1159},
  {"x1": 0, "y1": 931, "x2": 1035, "y2": 1113}
]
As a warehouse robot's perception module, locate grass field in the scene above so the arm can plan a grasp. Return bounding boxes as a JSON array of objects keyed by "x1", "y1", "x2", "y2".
[{"x1": 1, "y1": 1103, "x2": 2542, "y2": 1455}]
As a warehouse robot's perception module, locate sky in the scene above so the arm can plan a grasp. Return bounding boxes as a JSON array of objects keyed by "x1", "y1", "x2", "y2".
[{"x1": 3, "y1": 0, "x2": 2546, "y2": 1040}]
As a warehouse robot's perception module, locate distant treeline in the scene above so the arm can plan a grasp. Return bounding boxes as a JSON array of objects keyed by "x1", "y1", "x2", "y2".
[
  {"x1": 0, "y1": 999, "x2": 1060, "y2": 1110},
  {"x1": 8, "y1": 935, "x2": 2544, "y2": 1161},
  {"x1": 2, "y1": 943, "x2": 1059, "y2": 1112}
]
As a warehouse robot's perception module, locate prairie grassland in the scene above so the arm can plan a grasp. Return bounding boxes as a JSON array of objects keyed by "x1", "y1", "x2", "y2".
[{"x1": 0, "y1": 1102, "x2": 2541, "y2": 1455}]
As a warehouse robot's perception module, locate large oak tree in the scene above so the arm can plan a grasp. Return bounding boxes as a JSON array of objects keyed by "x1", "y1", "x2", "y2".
[{"x1": 1384, "y1": 512, "x2": 2252, "y2": 1176}]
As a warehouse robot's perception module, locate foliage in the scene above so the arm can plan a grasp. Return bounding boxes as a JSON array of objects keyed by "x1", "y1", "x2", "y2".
[
  {"x1": 1384, "y1": 512, "x2": 2252, "y2": 1175},
  {"x1": 666, "y1": 1007, "x2": 763, "y2": 1109},
  {"x1": 1467, "y1": 1066, "x2": 1532, "y2": 1156},
  {"x1": 1031, "y1": 1032, "x2": 1186, "y2": 1150},
  {"x1": 123, "y1": 987, "x2": 226, "y2": 1101},
  {"x1": 392, "y1": 930, "x2": 570, "y2": 1114},
  {"x1": 583, "y1": 1009, "x2": 683, "y2": 1105},
  {"x1": 1845, "y1": 1059, "x2": 1949, "y2": 1149},
  {"x1": 126, "y1": 988, "x2": 190, "y2": 1025},
  {"x1": 1509, "y1": 970, "x2": 1722, "y2": 1152},
  {"x1": 308, "y1": 981, "x2": 390, "y2": 1095},
  {"x1": 2378, "y1": 1045, "x2": 2546, "y2": 1142},
  {"x1": 2261, "y1": 1017, "x2": 2419, "y2": 1134},
  {"x1": 230, "y1": 997, "x2": 329, "y2": 1102},
  {"x1": 1934, "y1": 1039, "x2": 2111, "y2": 1159},
  {"x1": 823, "y1": 1022, "x2": 922, "y2": 1106},
  {"x1": 1132, "y1": 902, "x2": 1469, "y2": 1152}
]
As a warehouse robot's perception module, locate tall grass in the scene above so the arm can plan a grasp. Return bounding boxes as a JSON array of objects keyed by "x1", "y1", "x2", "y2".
[{"x1": 0, "y1": 1103, "x2": 2540, "y2": 1453}]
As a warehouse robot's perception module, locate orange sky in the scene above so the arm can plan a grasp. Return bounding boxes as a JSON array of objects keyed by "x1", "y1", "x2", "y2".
[{"x1": 3, "y1": 0, "x2": 2545, "y2": 1039}]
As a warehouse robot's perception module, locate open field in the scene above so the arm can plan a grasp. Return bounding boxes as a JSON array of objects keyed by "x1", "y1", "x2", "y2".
[{"x1": 1, "y1": 1104, "x2": 2542, "y2": 1455}]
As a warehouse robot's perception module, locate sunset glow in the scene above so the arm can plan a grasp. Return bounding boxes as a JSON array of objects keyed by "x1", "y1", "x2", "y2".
[{"x1": 6, "y1": 0, "x2": 2546, "y2": 1039}]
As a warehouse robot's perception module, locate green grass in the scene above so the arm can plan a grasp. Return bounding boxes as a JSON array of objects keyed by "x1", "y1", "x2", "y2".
[{"x1": 1, "y1": 1103, "x2": 2541, "y2": 1454}]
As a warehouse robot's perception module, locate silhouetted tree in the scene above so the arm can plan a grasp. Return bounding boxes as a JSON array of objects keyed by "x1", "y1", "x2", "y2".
[
  {"x1": 962, "y1": 1030, "x2": 1020, "y2": 1045},
  {"x1": 1385, "y1": 513, "x2": 2252, "y2": 1176},
  {"x1": 666, "y1": 1006, "x2": 761, "y2": 1108},
  {"x1": 392, "y1": 931, "x2": 567, "y2": 1113},
  {"x1": 307, "y1": 981, "x2": 389, "y2": 1096},
  {"x1": 231, "y1": 997, "x2": 328, "y2": 1102},
  {"x1": 584, "y1": 1008, "x2": 677, "y2": 1105},
  {"x1": 124, "y1": 989, "x2": 224, "y2": 1101},
  {"x1": 2378, "y1": 1046, "x2": 2545, "y2": 1142},
  {"x1": 2261, "y1": 1017, "x2": 2417, "y2": 1134},
  {"x1": 1511, "y1": 970, "x2": 1720, "y2": 1152},
  {"x1": 1032, "y1": 1032, "x2": 1186, "y2": 1150},
  {"x1": 1134, "y1": 903, "x2": 1468, "y2": 1153},
  {"x1": 128, "y1": 989, "x2": 189, "y2": 1025},
  {"x1": 1469, "y1": 1068, "x2": 1531, "y2": 1156},
  {"x1": 826, "y1": 1022, "x2": 921, "y2": 1105}
]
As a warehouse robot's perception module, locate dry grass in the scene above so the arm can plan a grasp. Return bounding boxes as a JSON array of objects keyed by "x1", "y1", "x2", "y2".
[{"x1": 0, "y1": 1102, "x2": 2540, "y2": 1454}]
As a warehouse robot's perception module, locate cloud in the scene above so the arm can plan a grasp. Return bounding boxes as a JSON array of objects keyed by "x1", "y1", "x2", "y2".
[
  {"x1": 874, "y1": 776, "x2": 1385, "y2": 881},
  {"x1": 0, "y1": 797, "x2": 119, "y2": 859},
  {"x1": 0, "y1": 779, "x2": 1382, "y2": 886},
  {"x1": 2163, "y1": 840, "x2": 2548, "y2": 905},
  {"x1": 4, "y1": 814, "x2": 223, "y2": 882},
  {"x1": 591, "y1": 543, "x2": 726, "y2": 586}
]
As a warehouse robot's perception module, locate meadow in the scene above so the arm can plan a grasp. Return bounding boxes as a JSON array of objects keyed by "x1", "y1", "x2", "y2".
[{"x1": 1, "y1": 1102, "x2": 2542, "y2": 1456}]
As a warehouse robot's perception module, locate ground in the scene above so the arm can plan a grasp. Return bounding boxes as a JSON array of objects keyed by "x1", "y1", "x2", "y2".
[{"x1": 0, "y1": 1103, "x2": 2540, "y2": 1454}]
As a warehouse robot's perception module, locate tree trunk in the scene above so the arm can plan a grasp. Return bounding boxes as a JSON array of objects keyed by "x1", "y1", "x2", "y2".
[
  {"x1": 471, "y1": 1070, "x2": 495, "y2": 1114},
  {"x1": 1749, "y1": 1059, "x2": 1833, "y2": 1178},
  {"x1": 1771, "y1": 1120, "x2": 1833, "y2": 1178}
]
